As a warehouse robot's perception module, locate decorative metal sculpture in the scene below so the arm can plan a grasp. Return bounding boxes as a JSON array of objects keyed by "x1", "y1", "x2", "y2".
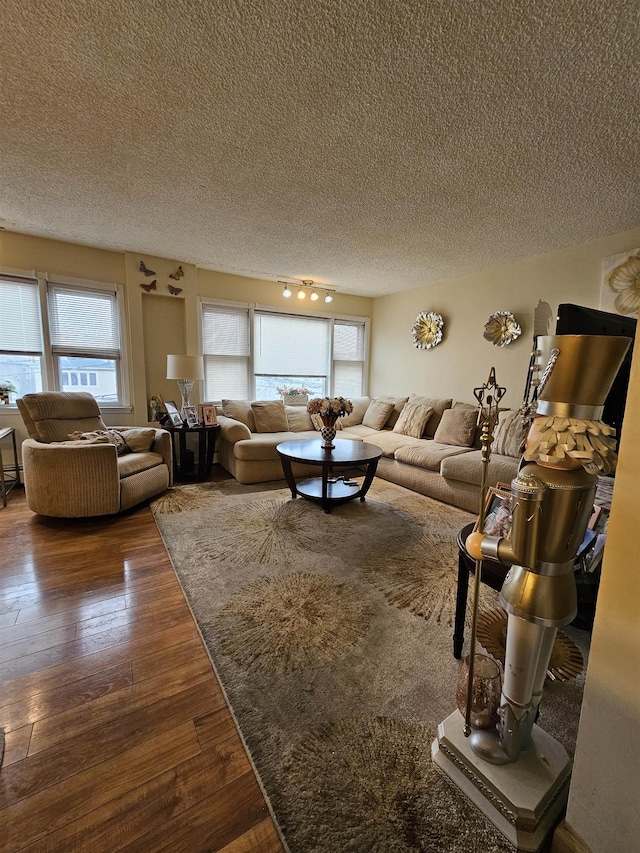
[
  {"x1": 483, "y1": 311, "x2": 521, "y2": 347},
  {"x1": 411, "y1": 311, "x2": 444, "y2": 350}
]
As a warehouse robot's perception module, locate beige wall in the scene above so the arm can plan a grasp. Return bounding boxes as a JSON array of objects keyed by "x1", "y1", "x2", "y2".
[
  {"x1": 0, "y1": 231, "x2": 372, "y2": 448},
  {"x1": 370, "y1": 227, "x2": 640, "y2": 408}
]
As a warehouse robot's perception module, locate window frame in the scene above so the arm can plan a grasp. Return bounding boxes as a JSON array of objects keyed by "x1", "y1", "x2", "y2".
[
  {"x1": 199, "y1": 297, "x2": 369, "y2": 402},
  {"x1": 0, "y1": 268, "x2": 130, "y2": 411}
]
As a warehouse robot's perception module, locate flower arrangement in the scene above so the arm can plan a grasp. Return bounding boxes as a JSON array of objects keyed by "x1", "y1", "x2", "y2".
[
  {"x1": 277, "y1": 384, "x2": 310, "y2": 397},
  {"x1": 307, "y1": 396, "x2": 353, "y2": 424}
]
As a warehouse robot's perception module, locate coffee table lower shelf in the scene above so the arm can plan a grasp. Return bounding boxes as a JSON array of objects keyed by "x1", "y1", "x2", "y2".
[{"x1": 296, "y1": 476, "x2": 364, "y2": 507}]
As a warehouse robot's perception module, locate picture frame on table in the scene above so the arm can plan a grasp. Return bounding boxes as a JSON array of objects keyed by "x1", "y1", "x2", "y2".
[
  {"x1": 164, "y1": 400, "x2": 183, "y2": 427},
  {"x1": 473, "y1": 486, "x2": 512, "y2": 539},
  {"x1": 183, "y1": 405, "x2": 199, "y2": 428},
  {"x1": 201, "y1": 404, "x2": 218, "y2": 426}
]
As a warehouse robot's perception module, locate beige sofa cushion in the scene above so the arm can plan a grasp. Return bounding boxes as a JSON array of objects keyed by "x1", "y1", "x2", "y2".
[
  {"x1": 119, "y1": 427, "x2": 157, "y2": 453},
  {"x1": 433, "y1": 407, "x2": 477, "y2": 447},
  {"x1": 441, "y1": 449, "x2": 519, "y2": 486},
  {"x1": 117, "y1": 451, "x2": 165, "y2": 478},
  {"x1": 251, "y1": 400, "x2": 288, "y2": 432},
  {"x1": 395, "y1": 441, "x2": 472, "y2": 471},
  {"x1": 406, "y1": 395, "x2": 452, "y2": 437},
  {"x1": 363, "y1": 432, "x2": 424, "y2": 458},
  {"x1": 493, "y1": 409, "x2": 528, "y2": 458},
  {"x1": 340, "y1": 397, "x2": 370, "y2": 427},
  {"x1": 393, "y1": 402, "x2": 433, "y2": 438},
  {"x1": 363, "y1": 400, "x2": 395, "y2": 430},
  {"x1": 222, "y1": 400, "x2": 256, "y2": 432},
  {"x1": 372, "y1": 395, "x2": 409, "y2": 428},
  {"x1": 286, "y1": 406, "x2": 315, "y2": 432},
  {"x1": 234, "y1": 431, "x2": 315, "y2": 461}
]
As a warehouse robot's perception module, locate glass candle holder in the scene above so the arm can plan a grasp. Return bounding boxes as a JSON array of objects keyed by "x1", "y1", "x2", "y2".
[{"x1": 456, "y1": 653, "x2": 502, "y2": 730}]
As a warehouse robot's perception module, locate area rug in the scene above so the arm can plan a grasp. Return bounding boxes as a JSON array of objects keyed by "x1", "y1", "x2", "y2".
[{"x1": 151, "y1": 478, "x2": 590, "y2": 853}]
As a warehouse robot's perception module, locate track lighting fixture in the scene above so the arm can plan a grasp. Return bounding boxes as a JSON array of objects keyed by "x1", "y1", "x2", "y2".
[{"x1": 278, "y1": 279, "x2": 336, "y2": 302}]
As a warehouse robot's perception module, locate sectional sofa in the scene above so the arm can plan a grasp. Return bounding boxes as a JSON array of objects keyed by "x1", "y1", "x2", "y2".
[{"x1": 215, "y1": 395, "x2": 526, "y2": 513}]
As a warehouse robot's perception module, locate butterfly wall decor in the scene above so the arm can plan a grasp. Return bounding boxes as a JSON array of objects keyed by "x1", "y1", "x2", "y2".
[
  {"x1": 169, "y1": 265, "x2": 184, "y2": 280},
  {"x1": 168, "y1": 284, "x2": 183, "y2": 296},
  {"x1": 139, "y1": 261, "x2": 156, "y2": 276},
  {"x1": 139, "y1": 280, "x2": 157, "y2": 292}
]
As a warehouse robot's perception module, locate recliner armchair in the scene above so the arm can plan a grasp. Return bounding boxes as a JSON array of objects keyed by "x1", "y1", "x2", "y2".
[{"x1": 17, "y1": 391, "x2": 172, "y2": 517}]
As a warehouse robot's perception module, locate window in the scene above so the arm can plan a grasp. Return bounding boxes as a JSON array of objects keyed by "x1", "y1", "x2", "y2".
[
  {"x1": 0, "y1": 277, "x2": 44, "y2": 401},
  {"x1": 0, "y1": 273, "x2": 127, "y2": 407},
  {"x1": 48, "y1": 283, "x2": 122, "y2": 403},
  {"x1": 201, "y1": 303, "x2": 251, "y2": 400},
  {"x1": 201, "y1": 301, "x2": 368, "y2": 401}
]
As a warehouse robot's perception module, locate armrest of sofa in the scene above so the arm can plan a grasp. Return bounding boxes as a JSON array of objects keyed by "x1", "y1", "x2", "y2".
[
  {"x1": 149, "y1": 428, "x2": 173, "y2": 486},
  {"x1": 217, "y1": 415, "x2": 252, "y2": 444},
  {"x1": 21, "y1": 438, "x2": 121, "y2": 516}
]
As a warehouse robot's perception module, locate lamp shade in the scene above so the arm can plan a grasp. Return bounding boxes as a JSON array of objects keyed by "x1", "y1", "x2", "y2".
[{"x1": 166, "y1": 354, "x2": 204, "y2": 380}]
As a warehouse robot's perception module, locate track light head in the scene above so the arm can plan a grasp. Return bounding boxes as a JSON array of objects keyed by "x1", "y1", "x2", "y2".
[
  {"x1": 297, "y1": 286, "x2": 306, "y2": 299},
  {"x1": 324, "y1": 292, "x2": 333, "y2": 303},
  {"x1": 310, "y1": 290, "x2": 319, "y2": 301},
  {"x1": 282, "y1": 285, "x2": 291, "y2": 297}
]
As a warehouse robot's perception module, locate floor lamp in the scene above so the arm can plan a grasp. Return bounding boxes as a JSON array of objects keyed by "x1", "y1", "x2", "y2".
[{"x1": 166, "y1": 354, "x2": 204, "y2": 418}]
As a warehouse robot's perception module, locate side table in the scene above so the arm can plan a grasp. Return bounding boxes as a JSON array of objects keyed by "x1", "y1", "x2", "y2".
[
  {"x1": 0, "y1": 426, "x2": 21, "y2": 507},
  {"x1": 164, "y1": 423, "x2": 220, "y2": 483}
]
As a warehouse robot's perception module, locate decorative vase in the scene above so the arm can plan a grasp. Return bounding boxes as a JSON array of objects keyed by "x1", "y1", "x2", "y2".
[
  {"x1": 455, "y1": 653, "x2": 502, "y2": 729},
  {"x1": 320, "y1": 423, "x2": 337, "y2": 449}
]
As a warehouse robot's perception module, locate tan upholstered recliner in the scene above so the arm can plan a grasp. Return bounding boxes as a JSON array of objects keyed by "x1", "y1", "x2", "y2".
[{"x1": 17, "y1": 391, "x2": 172, "y2": 517}]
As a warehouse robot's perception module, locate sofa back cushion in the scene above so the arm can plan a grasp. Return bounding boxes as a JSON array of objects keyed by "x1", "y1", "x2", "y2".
[
  {"x1": 18, "y1": 391, "x2": 106, "y2": 443},
  {"x1": 285, "y1": 405, "x2": 315, "y2": 432},
  {"x1": 393, "y1": 401, "x2": 434, "y2": 438},
  {"x1": 492, "y1": 409, "x2": 528, "y2": 458},
  {"x1": 251, "y1": 400, "x2": 289, "y2": 433},
  {"x1": 339, "y1": 396, "x2": 370, "y2": 427},
  {"x1": 362, "y1": 400, "x2": 395, "y2": 430},
  {"x1": 222, "y1": 400, "x2": 257, "y2": 432},
  {"x1": 433, "y1": 407, "x2": 478, "y2": 447}
]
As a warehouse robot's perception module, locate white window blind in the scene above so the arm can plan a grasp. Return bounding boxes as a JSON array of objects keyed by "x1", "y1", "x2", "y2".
[
  {"x1": 202, "y1": 303, "x2": 251, "y2": 399},
  {"x1": 333, "y1": 319, "x2": 365, "y2": 397},
  {"x1": 254, "y1": 312, "x2": 330, "y2": 376},
  {"x1": 0, "y1": 278, "x2": 43, "y2": 355},
  {"x1": 48, "y1": 285, "x2": 120, "y2": 357}
]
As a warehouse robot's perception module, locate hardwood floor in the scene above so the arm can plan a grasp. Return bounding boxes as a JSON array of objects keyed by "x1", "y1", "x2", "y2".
[{"x1": 0, "y1": 471, "x2": 286, "y2": 853}]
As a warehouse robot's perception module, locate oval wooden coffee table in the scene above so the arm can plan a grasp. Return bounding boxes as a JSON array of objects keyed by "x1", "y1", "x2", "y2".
[{"x1": 276, "y1": 438, "x2": 383, "y2": 513}]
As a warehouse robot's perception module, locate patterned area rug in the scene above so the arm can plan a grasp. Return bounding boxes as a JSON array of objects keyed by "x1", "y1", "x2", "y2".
[{"x1": 151, "y1": 478, "x2": 590, "y2": 853}]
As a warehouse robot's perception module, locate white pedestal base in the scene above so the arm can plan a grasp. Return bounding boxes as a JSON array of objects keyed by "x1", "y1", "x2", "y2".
[{"x1": 431, "y1": 710, "x2": 571, "y2": 852}]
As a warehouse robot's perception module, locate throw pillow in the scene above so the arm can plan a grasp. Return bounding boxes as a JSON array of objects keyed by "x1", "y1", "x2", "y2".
[
  {"x1": 433, "y1": 408, "x2": 478, "y2": 447},
  {"x1": 406, "y1": 395, "x2": 453, "y2": 437},
  {"x1": 393, "y1": 402, "x2": 434, "y2": 438},
  {"x1": 492, "y1": 409, "x2": 528, "y2": 458},
  {"x1": 340, "y1": 396, "x2": 370, "y2": 427},
  {"x1": 251, "y1": 400, "x2": 289, "y2": 433},
  {"x1": 221, "y1": 400, "x2": 256, "y2": 432},
  {"x1": 285, "y1": 406, "x2": 315, "y2": 432},
  {"x1": 372, "y1": 395, "x2": 409, "y2": 428},
  {"x1": 362, "y1": 400, "x2": 395, "y2": 430},
  {"x1": 119, "y1": 427, "x2": 156, "y2": 453},
  {"x1": 68, "y1": 429, "x2": 128, "y2": 455}
]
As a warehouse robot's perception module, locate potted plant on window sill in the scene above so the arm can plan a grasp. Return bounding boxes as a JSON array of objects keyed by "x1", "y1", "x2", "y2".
[
  {"x1": 0, "y1": 381, "x2": 16, "y2": 405},
  {"x1": 278, "y1": 385, "x2": 310, "y2": 406}
]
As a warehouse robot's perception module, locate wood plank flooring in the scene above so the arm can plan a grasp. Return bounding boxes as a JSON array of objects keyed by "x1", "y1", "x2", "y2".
[{"x1": 0, "y1": 472, "x2": 286, "y2": 853}]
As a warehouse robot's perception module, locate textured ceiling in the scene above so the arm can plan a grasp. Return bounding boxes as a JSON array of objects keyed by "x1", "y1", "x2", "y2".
[{"x1": 0, "y1": 0, "x2": 638, "y2": 297}]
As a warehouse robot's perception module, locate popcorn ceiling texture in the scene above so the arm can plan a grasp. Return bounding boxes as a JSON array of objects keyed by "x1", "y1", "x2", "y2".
[{"x1": 0, "y1": 0, "x2": 637, "y2": 296}]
